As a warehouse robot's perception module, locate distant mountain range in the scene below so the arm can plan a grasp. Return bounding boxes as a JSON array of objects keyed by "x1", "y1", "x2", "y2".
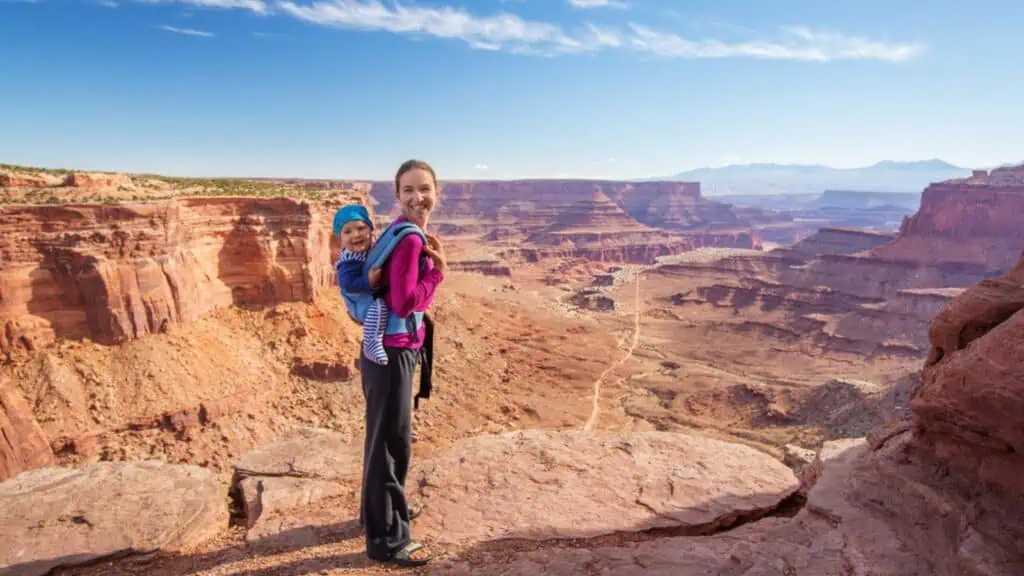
[{"x1": 645, "y1": 160, "x2": 973, "y2": 196}]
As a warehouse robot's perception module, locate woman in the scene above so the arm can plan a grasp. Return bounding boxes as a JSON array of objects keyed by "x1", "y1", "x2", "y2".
[{"x1": 359, "y1": 159, "x2": 446, "y2": 567}]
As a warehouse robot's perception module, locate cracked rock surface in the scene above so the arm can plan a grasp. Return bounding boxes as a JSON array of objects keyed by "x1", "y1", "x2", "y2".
[
  {"x1": 0, "y1": 460, "x2": 225, "y2": 576},
  {"x1": 410, "y1": 429, "x2": 800, "y2": 546}
]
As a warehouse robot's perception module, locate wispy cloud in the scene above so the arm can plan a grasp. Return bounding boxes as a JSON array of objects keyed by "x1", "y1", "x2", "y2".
[
  {"x1": 277, "y1": 0, "x2": 591, "y2": 53},
  {"x1": 274, "y1": 1, "x2": 923, "y2": 62},
  {"x1": 569, "y1": 0, "x2": 627, "y2": 9},
  {"x1": 137, "y1": 0, "x2": 269, "y2": 15},
  {"x1": 98, "y1": 0, "x2": 119, "y2": 6},
  {"x1": 628, "y1": 24, "x2": 924, "y2": 62},
  {"x1": 473, "y1": 163, "x2": 489, "y2": 171},
  {"x1": 159, "y1": 24, "x2": 215, "y2": 36}
]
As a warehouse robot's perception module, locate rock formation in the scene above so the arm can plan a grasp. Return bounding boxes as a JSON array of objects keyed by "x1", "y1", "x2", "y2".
[
  {"x1": 780, "y1": 226, "x2": 894, "y2": 257},
  {"x1": 0, "y1": 170, "x2": 62, "y2": 188},
  {"x1": 0, "y1": 461, "x2": 226, "y2": 576},
  {"x1": 912, "y1": 252, "x2": 1024, "y2": 494},
  {"x1": 0, "y1": 377, "x2": 54, "y2": 482},
  {"x1": 412, "y1": 430, "x2": 799, "y2": 545},
  {"x1": 233, "y1": 428, "x2": 362, "y2": 541},
  {"x1": 448, "y1": 259, "x2": 512, "y2": 277},
  {"x1": 369, "y1": 178, "x2": 782, "y2": 233},
  {"x1": 515, "y1": 235, "x2": 694, "y2": 265},
  {"x1": 751, "y1": 175, "x2": 1024, "y2": 304},
  {"x1": 0, "y1": 193, "x2": 367, "y2": 354},
  {"x1": 513, "y1": 189, "x2": 701, "y2": 264},
  {"x1": 872, "y1": 177, "x2": 1024, "y2": 273},
  {"x1": 62, "y1": 172, "x2": 134, "y2": 189},
  {"x1": 545, "y1": 188, "x2": 646, "y2": 232}
]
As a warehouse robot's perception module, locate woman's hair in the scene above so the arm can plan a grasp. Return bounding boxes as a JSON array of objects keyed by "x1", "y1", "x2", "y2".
[{"x1": 394, "y1": 159, "x2": 438, "y2": 194}]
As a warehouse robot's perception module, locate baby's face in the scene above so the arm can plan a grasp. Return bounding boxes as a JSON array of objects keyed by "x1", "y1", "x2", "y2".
[{"x1": 341, "y1": 220, "x2": 372, "y2": 252}]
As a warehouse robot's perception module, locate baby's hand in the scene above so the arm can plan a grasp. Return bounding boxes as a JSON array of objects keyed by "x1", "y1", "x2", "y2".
[{"x1": 368, "y1": 267, "x2": 383, "y2": 289}]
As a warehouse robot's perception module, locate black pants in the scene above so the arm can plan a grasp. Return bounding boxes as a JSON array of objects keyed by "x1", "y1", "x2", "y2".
[{"x1": 360, "y1": 346, "x2": 418, "y2": 560}]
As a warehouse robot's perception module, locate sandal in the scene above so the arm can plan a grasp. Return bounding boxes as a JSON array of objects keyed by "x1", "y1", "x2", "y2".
[{"x1": 389, "y1": 541, "x2": 433, "y2": 566}]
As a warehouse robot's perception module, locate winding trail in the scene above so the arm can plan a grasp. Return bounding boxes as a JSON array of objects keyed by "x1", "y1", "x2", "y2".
[{"x1": 583, "y1": 273, "x2": 641, "y2": 432}]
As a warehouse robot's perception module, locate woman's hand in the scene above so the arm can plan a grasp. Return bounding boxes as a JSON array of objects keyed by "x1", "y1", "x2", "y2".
[{"x1": 424, "y1": 234, "x2": 448, "y2": 275}]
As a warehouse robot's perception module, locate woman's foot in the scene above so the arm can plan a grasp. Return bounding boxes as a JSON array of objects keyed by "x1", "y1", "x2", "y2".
[{"x1": 386, "y1": 541, "x2": 433, "y2": 567}]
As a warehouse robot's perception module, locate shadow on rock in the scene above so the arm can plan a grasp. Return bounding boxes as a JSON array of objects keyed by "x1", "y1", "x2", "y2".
[{"x1": 50, "y1": 519, "x2": 366, "y2": 576}]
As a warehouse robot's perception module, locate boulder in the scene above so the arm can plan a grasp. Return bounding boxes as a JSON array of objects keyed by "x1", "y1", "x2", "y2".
[
  {"x1": 0, "y1": 378, "x2": 54, "y2": 482},
  {"x1": 0, "y1": 460, "x2": 226, "y2": 576},
  {"x1": 411, "y1": 429, "x2": 799, "y2": 546},
  {"x1": 914, "y1": 259, "x2": 1024, "y2": 494},
  {"x1": 233, "y1": 428, "x2": 362, "y2": 542}
]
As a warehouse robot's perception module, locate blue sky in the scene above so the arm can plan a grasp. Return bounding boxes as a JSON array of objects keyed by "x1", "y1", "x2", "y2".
[{"x1": 2, "y1": 0, "x2": 1023, "y2": 179}]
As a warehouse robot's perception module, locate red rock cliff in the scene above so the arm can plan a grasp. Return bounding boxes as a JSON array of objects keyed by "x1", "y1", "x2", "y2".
[
  {"x1": 872, "y1": 181, "x2": 1024, "y2": 273},
  {"x1": 0, "y1": 194, "x2": 367, "y2": 354}
]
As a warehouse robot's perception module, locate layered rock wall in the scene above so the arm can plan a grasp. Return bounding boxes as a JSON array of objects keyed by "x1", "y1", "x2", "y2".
[
  {"x1": 872, "y1": 182, "x2": 1024, "y2": 273},
  {"x1": 369, "y1": 179, "x2": 777, "y2": 233},
  {"x1": 780, "y1": 227, "x2": 894, "y2": 257},
  {"x1": 0, "y1": 194, "x2": 367, "y2": 353}
]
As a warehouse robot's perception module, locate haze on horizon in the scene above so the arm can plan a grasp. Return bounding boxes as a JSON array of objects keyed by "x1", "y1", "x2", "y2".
[{"x1": 3, "y1": 0, "x2": 1023, "y2": 180}]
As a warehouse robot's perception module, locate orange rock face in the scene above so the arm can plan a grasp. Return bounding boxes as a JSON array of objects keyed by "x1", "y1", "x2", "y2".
[
  {"x1": 0, "y1": 377, "x2": 55, "y2": 482},
  {"x1": 0, "y1": 170, "x2": 58, "y2": 188},
  {"x1": 872, "y1": 180, "x2": 1024, "y2": 273},
  {"x1": 912, "y1": 251, "x2": 1024, "y2": 494},
  {"x1": 61, "y1": 172, "x2": 134, "y2": 189},
  {"x1": 0, "y1": 194, "x2": 367, "y2": 354}
]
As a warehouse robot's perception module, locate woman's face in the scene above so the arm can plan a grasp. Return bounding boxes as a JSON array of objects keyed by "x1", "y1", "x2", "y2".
[{"x1": 396, "y1": 168, "x2": 437, "y2": 224}]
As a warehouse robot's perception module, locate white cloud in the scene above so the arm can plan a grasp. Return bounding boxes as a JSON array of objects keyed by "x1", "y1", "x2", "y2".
[
  {"x1": 159, "y1": 24, "x2": 215, "y2": 36},
  {"x1": 275, "y1": 1, "x2": 923, "y2": 61},
  {"x1": 277, "y1": 0, "x2": 593, "y2": 53},
  {"x1": 473, "y1": 163, "x2": 489, "y2": 171},
  {"x1": 628, "y1": 24, "x2": 924, "y2": 62},
  {"x1": 136, "y1": 0, "x2": 269, "y2": 15},
  {"x1": 569, "y1": 0, "x2": 627, "y2": 9}
]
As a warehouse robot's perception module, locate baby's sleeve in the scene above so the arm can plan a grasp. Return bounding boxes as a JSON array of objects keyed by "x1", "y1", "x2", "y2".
[{"x1": 338, "y1": 258, "x2": 372, "y2": 293}]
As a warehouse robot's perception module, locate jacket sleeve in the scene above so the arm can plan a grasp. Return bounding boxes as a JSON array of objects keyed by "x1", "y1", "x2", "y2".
[
  {"x1": 337, "y1": 259, "x2": 372, "y2": 293},
  {"x1": 387, "y1": 234, "x2": 445, "y2": 318}
]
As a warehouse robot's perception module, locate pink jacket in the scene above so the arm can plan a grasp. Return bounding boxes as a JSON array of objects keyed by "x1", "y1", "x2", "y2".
[{"x1": 381, "y1": 217, "x2": 445, "y2": 349}]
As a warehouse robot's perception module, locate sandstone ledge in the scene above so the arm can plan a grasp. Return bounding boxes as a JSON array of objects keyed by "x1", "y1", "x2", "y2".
[
  {"x1": 0, "y1": 461, "x2": 226, "y2": 576},
  {"x1": 411, "y1": 429, "x2": 799, "y2": 546}
]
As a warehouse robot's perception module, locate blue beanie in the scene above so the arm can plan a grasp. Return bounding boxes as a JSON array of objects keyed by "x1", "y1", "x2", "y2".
[{"x1": 332, "y1": 204, "x2": 373, "y2": 236}]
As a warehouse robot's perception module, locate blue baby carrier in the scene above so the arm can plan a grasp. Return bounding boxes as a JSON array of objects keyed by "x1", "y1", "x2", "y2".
[{"x1": 340, "y1": 220, "x2": 427, "y2": 337}]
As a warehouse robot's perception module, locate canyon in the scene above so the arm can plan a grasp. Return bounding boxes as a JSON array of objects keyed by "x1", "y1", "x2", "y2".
[{"x1": 0, "y1": 163, "x2": 1022, "y2": 575}]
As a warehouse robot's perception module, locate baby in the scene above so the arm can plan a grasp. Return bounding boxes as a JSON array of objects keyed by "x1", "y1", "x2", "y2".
[{"x1": 333, "y1": 204, "x2": 389, "y2": 365}]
